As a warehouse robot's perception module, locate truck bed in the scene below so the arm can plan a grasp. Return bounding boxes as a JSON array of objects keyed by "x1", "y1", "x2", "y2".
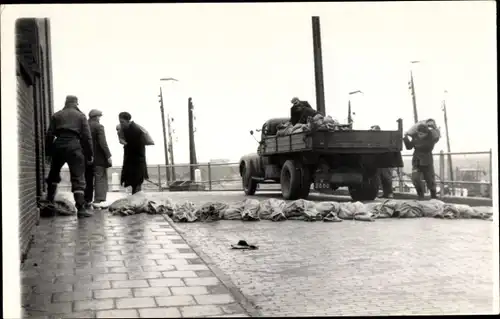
[{"x1": 260, "y1": 130, "x2": 403, "y2": 155}]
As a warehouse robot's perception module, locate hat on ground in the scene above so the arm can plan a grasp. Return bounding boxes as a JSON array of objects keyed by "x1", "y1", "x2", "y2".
[
  {"x1": 89, "y1": 109, "x2": 103, "y2": 118},
  {"x1": 65, "y1": 95, "x2": 78, "y2": 105}
]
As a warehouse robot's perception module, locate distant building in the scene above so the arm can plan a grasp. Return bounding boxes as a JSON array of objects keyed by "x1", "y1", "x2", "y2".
[{"x1": 17, "y1": 18, "x2": 54, "y2": 261}]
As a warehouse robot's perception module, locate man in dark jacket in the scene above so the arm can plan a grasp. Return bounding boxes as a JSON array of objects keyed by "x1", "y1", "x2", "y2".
[
  {"x1": 84, "y1": 109, "x2": 112, "y2": 206},
  {"x1": 290, "y1": 97, "x2": 318, "y2": 125},
  {"x1": 371, "y1": 125, "x2": 394, "y2": 198},
  {"x1": 45, "y1": 95, "x2": 93, "y2": 218},
  {"x1": 118, "y1": 112, "x2": 149, "y2": 194},
  {"x1": 403, "y1": 123, "x2": 440, "y2": 200}
]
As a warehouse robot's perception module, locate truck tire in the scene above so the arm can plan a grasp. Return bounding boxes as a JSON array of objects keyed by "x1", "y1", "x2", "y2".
[
  {"x1": 281, "y1": 160, "x2": 303, "y2": 200},
  {"x1": 348, "y1": 174, "x2": 380, "y2": 201},
  {"x1": 242, "y1": 165, "x2": 258, "y2": 196}
]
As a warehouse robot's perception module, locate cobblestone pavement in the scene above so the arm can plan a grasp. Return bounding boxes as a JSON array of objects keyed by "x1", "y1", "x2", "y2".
[
  {"x1": 150, "y1": 192, "x2": 497, "y2": 316},
  {"x1": 20, "y1": 206, "x2": 252, "y2": 318},
  {"x1": 21, "y1": 191, "x2": 497, "y2": 318}
]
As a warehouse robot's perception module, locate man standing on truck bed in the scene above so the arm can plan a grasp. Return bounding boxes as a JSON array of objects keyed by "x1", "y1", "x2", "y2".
[
  {"x1": 403, "y1": 123, "x2": 440, "y2": 200},
  {"x1": 371, "y1": 125, "x2": 394, "y2": 198},
  {"x1": 44, "y1": 95, "x2": 94, "y2": 218},
  {"x1": 290, "y1": 97, "x2": 318, "y2": 125}
]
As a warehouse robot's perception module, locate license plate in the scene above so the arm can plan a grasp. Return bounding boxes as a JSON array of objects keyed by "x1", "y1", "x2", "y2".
[{"x1": 314, "y1": 182, "x2": 330, "y2": 189}]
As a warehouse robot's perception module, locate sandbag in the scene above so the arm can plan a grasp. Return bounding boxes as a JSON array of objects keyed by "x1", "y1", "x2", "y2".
[
  {"x1": 259, "y1": 198, "x2": 287, "y2": 221},
  {"x1": 222, "y1": 202, "x2": 245, "y2": 220},
  {"x1": 406, "y1": 119, "x2": 440, "y2": 140},
  {"x1": 116, "y1": 123, "x2": 154, "y2": 146},
  {"x1": 473, "y1": 206, "x2": 494, "y2": 220},
  {"x1": 241, "y1": 199, "x2": 260, "y2": 221},
  {"x1": 338, "y1": 201, "x2": 367, "y2": 220},
  {"x1": 397, "y1": 201, "x2": 424, "y2": 218},
  {"x1": 172, "y1": 202, "x2": 197, "y2": 223},
  {"x1": 420, "y1": 199, "x2": 445, "y2": 217},
  {"x1": 314, "y1": 201, "x2": 342, "y2": 222},
  {"x1": 109, "y1": 192, "x2": 151, "y2": 216},
  {"x1": 372, "y1": 199, "x2": 399, "y2": 219},
  {"x1": 195, "y1": 202, "x2": 227, "y2": 222},
  {"x1": 284, "y1": 199, "x2": 322, "y2": 221}
]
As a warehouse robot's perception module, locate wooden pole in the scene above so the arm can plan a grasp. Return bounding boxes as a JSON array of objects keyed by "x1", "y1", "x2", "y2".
[
  {"x1": 159, "y1": 87, "x2": 171, "y2": 182},
  {"x1": 312, "y1": 16, "x2": 326, "y2": 116},
  {"x1": 442, "y1": 95, "x2": 454, "y2": 193},
  {"x1": 167, "y1": 115, "x2": 176, "y2": 181}
]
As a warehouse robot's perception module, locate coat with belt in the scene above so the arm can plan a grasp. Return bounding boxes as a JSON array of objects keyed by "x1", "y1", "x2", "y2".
[{"x1": 88, "y1": 118, "x2": 112, "y2": 168}]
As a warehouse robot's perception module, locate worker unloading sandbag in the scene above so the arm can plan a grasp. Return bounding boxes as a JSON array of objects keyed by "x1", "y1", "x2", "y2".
[
  {"x1": 290, "y1": 97, "x2": 318, "y2": 125},
  {"x1": 403, "y1": 122, "x2": 440, "y2": 200}
]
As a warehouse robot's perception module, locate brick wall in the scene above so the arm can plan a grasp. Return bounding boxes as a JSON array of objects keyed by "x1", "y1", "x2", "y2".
[{"x1": 17, "y1": 18, "x2": 53, "y2": 262}]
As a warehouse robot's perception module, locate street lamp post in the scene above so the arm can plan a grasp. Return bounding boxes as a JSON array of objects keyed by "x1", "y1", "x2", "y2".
[
  {"x1": 159, "y1": 77, "x2": 179, "y2": 182},
  {"x1": 348, "y1": 90, "x2": 363, "y2": 126}
]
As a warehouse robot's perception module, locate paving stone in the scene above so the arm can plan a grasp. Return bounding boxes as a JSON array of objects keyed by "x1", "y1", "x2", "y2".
[
  {"x1": 133, "y1": 287, "x2": 172, "y2": 297},
  {"x1": 75, "y1": 267, "x2": 108, "y2": 275},
  {"x1": 93, "y1": 260, "x2": 124, "y2": 268},
  {"x1": 111, "y1": 280, "x2": 149, "y2": 289},
  {"x1": 207, "y1": 285, "x2": 230, "y2": 294},
  {"x1": 128, "y1": 271, "x2": 163, "y2": 280},
  {"x1": 33, "y1": 283, "x2": 73, "y2": 294},
  {"x1": 93, "y1": 273, "x2": 128, "y2": 281},
  {"x1": 156, "y1": 259, "x2": 189, "y2": 266},
  {"x1": 148, "y1": 278, "x2": 185, "y2": 287},
  {"x1": 94, "y1": 288, "x2": 133, "y2": 299},
  {"x1": 174, "y1": 264, "x2": 210, "y2": 271},
  {"x1": 167, "y1": 253, "x2": 199, "y2": 259},
  {"x1": 141, "y1": 265, "x2": 176, "y2": 273},
  {"x1": 195, "y1": 294, "x2": 235, "y2": 305},
  {"x1": 74, "y1": 281, "x2": 111, "y2": 291},
  {"x1": 116, "y1": 297, "x2": 156, "y2": 309},
  {"x1": 109, "y1": 267, "x2": 143, "y2": 273},
  {"x1": 180, "y1": 305, "x2": 224, "y2": 317},
  {"x1": 155, "y1": 295, "x2": 197, "y2": 307},
  {"x1": 195, "y1": 270, "x2": 215, "y2": 277},
  {"x1": 171, "y1": 286, "x2": 209, "y2": 296},
  {"x1": 163, "y1": 243, "x2": 190, "y2": 249},
  {"x1": 96, "y1": 309, "x2": 139, "y2": 318},
  {"x1": 61, "y1": 311, "x2": 96, "y2": 318},
  {"x1": 124, "y1": 259, "x2": 158, "y2": 267},
  {"x1": 73, "y1": 299, "x2": 115, "y2": 311},
  {"x1": 221, "y1": 303, "x2": 246, "y2": 314},
  {"x1": 161, "y1": 270, "x2": 198, "y2": 278},
  {"x1": 43, "y1": 302, "x2": 73, "y2": 314},
  {"x1": 138, "y1": 307, "x2": 181, "y2": 318},
  {"x1": 184, "y1": 277, "x2": 221, "y2": 286},
  {"x1": 52, "y1": 290, "x2": 92, "y2": 302}
]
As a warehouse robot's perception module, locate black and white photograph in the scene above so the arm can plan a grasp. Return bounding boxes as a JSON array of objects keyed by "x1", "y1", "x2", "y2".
[{"x1": 1, "y1": 2, "x2": 498, "y2": 318}]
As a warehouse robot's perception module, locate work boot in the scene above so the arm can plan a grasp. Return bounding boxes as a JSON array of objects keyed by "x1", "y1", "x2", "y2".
[
  {"x1": 46, "y1": 183, "x2": 58, "y2": 202},
  {"x1": 74, "y1": 192, "x2": 93, "y2": 218},
  {"x1": 430, "y1": 190, "x2": 437, "y2": 199}
]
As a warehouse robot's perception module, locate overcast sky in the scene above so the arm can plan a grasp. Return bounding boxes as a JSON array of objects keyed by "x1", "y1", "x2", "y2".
[{"x1": 8, "y1": 2, "x2": 500, "y2": 165}]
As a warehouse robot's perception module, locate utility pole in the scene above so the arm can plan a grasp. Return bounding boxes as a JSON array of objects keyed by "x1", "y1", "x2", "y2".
[
  {"x1": 159, "y1": 77, "x2": 179, "y2": 183},
  {"x1": 347, "y1": 90, "x2": 362, "y2": 126},
  {"x1": 188, "y1": 97, "x2": 198, "y2": 181},
  {"x1": 409, "y1": 61, "x2": 420, "y2": 123},
  {"x1": 312, "y1": 16, "x2": 326, "y2": 116},
  {"x1": 442, "y1": 91, "x2": 454, "y2": 193},
  {"x1": 158, "y1": 87, "x2": 171, "y2": 182},
  {"x1": 167, "y1": 115, "x2": 176, "y2": 181}
]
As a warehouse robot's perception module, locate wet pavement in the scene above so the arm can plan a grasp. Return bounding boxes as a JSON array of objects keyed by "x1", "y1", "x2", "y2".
[
  {"x1": 20, "y1": 199, "x2": 252, "y2": 318},
  {"x1": 21, "y1": 191, "x2": 498, "y2": 317}
]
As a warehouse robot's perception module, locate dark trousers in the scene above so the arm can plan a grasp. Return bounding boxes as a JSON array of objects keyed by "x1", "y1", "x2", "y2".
[
  {"x1": 132, "y1": 184, "x2": 142, "y2": 194},
  {"x1": 46, "y1": 144, "x2": 86, "y2": 207},
  {"x1": 411, "y1": 164, "x2": 437, "y2": 198},
  {"x1": 85, "y1": 165, "x2": 109, "y2": 203},
  {"x1": 378, "y1": 168, "x2": 393, "y2": 195}
]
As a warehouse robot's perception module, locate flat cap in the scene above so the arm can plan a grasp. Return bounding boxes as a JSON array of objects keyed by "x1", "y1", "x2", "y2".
[
  {"x1": 89, "y1": 109, "x2": 103, "y2": 118},
  {"x1": 65, "y1": 95, "x2": 78, "y2": 105}
]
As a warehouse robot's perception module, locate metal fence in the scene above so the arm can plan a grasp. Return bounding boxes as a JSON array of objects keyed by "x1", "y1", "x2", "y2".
[{"x1": 58, "y1": 149, "x2": 493, "y2": 199}]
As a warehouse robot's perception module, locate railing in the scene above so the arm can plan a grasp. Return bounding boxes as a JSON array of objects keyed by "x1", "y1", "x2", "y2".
[{"x1": 58, "y1": 149, "x2": 493, "y2": 199}]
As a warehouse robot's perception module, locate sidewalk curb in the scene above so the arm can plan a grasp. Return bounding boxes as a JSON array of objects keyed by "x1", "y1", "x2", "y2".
[{"x1": 163, "y1": 215, "x2": 263, "y2": 318}]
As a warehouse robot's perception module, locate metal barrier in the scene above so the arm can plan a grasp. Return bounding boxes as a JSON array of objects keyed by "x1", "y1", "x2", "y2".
[{"x1": 57, "y1": 149, "x2": 493, "y2": 199}]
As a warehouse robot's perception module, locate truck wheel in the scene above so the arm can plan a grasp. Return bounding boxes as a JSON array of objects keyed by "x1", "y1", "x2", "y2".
[
  {"x1": 348, "y1": 174, "x2": 380, "y2": 202},
  {"x1": 281, "y1": 160, "x2": 303, "y2": 200},
  {"x1": 242, "y1": 165, "x2": 257, "y2": 196}
]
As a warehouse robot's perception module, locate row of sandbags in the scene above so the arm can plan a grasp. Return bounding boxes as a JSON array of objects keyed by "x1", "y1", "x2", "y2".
[
  {"x1": 103, "y1": 192, "x2": 493, "y2": 222},
  {"x1": 276, "y1": 114, "x2": 351, "y2": 136}
]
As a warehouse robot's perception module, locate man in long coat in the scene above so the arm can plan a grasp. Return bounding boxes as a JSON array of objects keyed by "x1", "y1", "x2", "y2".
[
  {"x1": 117, "y1": 112, "x2": 149, "y2": 194},
  {"x1": 84, "y1": 109, "x2": 112, "y2": 205}
]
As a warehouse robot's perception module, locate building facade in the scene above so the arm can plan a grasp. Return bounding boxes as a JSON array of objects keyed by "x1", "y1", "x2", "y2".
[{"x1": 16, "y1": 18, "x2": 54, "y2": 262}]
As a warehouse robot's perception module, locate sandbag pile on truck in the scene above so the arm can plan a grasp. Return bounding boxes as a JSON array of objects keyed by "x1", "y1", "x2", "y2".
[{"x1": 276, "y1": 114, "x2": 350, "y2": 136}]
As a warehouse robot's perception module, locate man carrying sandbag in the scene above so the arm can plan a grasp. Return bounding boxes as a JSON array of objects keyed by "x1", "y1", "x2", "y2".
[
  {"x1": 44, "y1": 95, "x2": 93, "y2": 218},
  {"x1": 117, "y1": 112, "x2": 154, "y2": 194},
  {"x1": 84, "y1": 109, "x2": 112, "y2": 206},
  {"x1": 290, "y1": 97, "x2": 318, "y2": 125},
  {"x1": 403, "y1": 122, "x2": 440, "y2": 200},
  {"x1": 371, "y1": 125, "x2": 394, "y2": 198}
]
